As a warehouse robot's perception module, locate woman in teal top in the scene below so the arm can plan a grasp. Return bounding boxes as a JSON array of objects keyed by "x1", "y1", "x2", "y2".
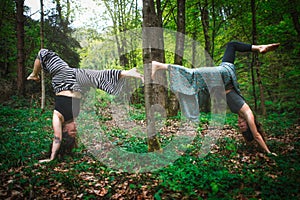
[{"x1": 151, "y1": 41, "x2": 279, "y2": 155}]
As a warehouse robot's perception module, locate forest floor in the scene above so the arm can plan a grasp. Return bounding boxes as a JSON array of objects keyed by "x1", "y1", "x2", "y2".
[{"x1": 0, "y1": 96, "x2": 299, "y2": 199}]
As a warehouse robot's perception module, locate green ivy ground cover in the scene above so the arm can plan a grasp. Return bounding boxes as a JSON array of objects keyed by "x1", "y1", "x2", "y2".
[{"x1": 0, "y1": 103, "x2": 299, "y2": 199}]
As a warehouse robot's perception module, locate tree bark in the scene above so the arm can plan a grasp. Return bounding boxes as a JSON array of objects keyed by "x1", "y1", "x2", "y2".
[
  {"x1": 288, "y1": 0, "x2": 300, "y2": 38},
  {"x1": 103, "y1": 0, "x2": 129, "y2": 67},
  {"x1": 250, "y1": 0, "x2": 257, "y2": 112},
  {"x1": 256, "y1": 64, "x2": 266, "y2": 115},
  {"x1": 40, "y1": 0, "x2": 45, "y2": 110},
  {"x1": 252, "y1": 0, "x2": 266, "y2": 115},
  {"x1": 168, "y1": 0, "x2": 186, "y2": 117},
  {"x1": 251, "y1": 0, "x2": 266, "y2": 115},
  {"x1": 54, "y1": 0, "x2": 68, "y2": 32},
  {"x1": 16, "y1": 0, "x2": 25, "y2": 96},
  {"x1": 198, "y1": 0, "x2": 211, "y2": 112},
  {"x1": 199, "y1": 0, "x2": 211, "y2": 63},
  {"x1": 174, "y1": 0, "x2": 185, "y2": 65},
  {"x1": 142, "y1": 0, "x2": 166, "y2": 152},
  {"x1": 211, "y1": 0, "x2": 215, "y2": 60}
]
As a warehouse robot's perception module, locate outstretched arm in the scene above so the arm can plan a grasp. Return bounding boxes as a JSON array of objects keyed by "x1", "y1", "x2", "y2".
[{"x1": 27, "y1": 58, "x2": 41, "y2": 81}]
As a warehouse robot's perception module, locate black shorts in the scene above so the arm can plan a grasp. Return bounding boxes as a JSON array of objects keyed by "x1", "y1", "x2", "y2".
[
  {"x1": 226, "y1": 90, "x2": 245, "y2": 114},
  {"x1": 55, "y1": 96, "x2": 81, "y2": 122}
]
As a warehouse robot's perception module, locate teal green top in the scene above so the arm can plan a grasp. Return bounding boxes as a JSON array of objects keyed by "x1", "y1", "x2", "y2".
[{"x1": 168, "y1": 62, "x2": 241, "y2": 96}]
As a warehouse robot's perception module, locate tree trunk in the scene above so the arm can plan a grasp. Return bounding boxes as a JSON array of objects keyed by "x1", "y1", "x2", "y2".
[
  {"x1": 250, "y1": 57, "x2": 258, "y2": 111},
  {"x1": 142, "y1": 0, "x2": 165, "y2": 152},
  {"x1": 251, "y1": 0, "x2": 258, "y2": 112},
  {"x1": 288, "y1": 0, "x2": 300, "y2": 38},
  {"x1": 211, "y1": 0, "x2": 215, "y2": 60},
  {"x1": 66, "y1": 0, "x2": 70, "y2": 25},
  {"x1": 174, "y1": 0, "x2": 185, "y2": 65},
  {"x1": 40, "y1": 0, "x2": 45, "y2": 110},
  {"x1": 256, "y1": 64, "x2": 266, "y2": 115},
  {"x1": 199, "y1": 0, "x2": 211, "y2": 63},
  {"x1": 198, "y1": 0, "x2": 211, "y2": 112},
  {"x1": 192, "y1": 31, "x2": 197, "y2": 68},
  {"x1": 16, "y1": 0, "x2": 25, "y2": 96},
  {"x1": 117, "y1": 0, "x2": 129, "y2": 67},
  {"x1": 191, "y1": 2, "x2": 200, "y2": 68},
  {"x1": 168, "y1": 0, "x2": 186, "y2": 117},
  {"x1": 103, "y1": 0, "x2": 129, "y2": 67}
]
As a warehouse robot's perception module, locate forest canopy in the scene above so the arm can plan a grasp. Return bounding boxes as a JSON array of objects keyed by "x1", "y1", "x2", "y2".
[{"x1": 1, "y1": 0, "x2": 299, "y2": 115}]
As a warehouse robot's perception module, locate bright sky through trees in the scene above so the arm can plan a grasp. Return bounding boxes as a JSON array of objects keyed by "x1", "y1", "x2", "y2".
[{"x1": 24, "y1": 0, "x2": 110, "y2": 29}]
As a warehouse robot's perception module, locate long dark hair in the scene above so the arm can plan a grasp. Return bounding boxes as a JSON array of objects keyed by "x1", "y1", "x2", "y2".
[
  {"x1": 49, "y1": 131, "x2": 77, "y2": 160},
  {"x1": 242, "y1": 117, "x2": 266, "y2": 142}
]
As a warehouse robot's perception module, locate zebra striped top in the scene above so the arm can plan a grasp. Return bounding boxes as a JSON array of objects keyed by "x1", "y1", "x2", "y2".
[{"x1": 38, "y1": 49, "x2": 123, "y2": 95}]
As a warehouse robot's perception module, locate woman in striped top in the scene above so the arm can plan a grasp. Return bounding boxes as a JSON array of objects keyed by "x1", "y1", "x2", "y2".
[
  {"x1": 151, "y1": 41, "x2": 279, "y2": 156},
  {"x1": 27, "y1": 49, "x2": 144, "y2": 163}
]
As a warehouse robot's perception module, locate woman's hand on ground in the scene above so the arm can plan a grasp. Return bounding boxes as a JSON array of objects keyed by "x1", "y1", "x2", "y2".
[
  {"x1": 39, "y1": 159, "x2": 53, "y2": 163},
  {"x1": 267, "y1": 152, "x2": 278, "y2": 157}
]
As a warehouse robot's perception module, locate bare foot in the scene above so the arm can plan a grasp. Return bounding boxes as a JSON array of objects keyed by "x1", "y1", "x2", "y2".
[
  {"x1": 123, "y1": 68, "x2": 144, "y2": 83},
  {"x1": 151, "y1": 61, "x2": 159, "y2": 80},
  {"x1": 27, "y1": 73, "x2": 40, "y2": 81},
  {"x1": 259, "y1": 43, "x2": 280, "y2": 54},
  {"x1": 151, "y1": 61, "x2": 168, "y2": 80}
]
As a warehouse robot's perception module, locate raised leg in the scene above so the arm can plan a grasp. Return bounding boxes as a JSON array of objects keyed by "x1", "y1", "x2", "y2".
[
  {"x1": 27, "y1": 59, "x2": 41, "y2": 81},
  {"x1": 222, "y1": 41, "x2": 280, "y2": 64}
]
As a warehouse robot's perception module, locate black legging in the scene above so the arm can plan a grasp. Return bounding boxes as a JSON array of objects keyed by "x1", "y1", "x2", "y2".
[{"x1": 222, "y1": 42, "x2": 252, "y2": 64}]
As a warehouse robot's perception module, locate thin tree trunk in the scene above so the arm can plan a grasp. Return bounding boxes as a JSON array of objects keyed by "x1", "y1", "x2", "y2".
[
  {"x1": 16, "y1": 0, "x2": 25, "y2": 96},
  {"x1": 174, "y1": 0, "x2": 185, "y2": 65},
  {"x1": 55, "y1": 0, "x2": 62, "y2": 26},
  {"x1": 256, "y1": 64, "x2": 266, "y2": 115},
  {"x1": 251, "y1": 0, "x2": 258, "y2": 111},
  {"x1": 199, "y1": 0, "x2": 211, "y2": 63},
  {"x1": 211, "y1": 0, "x2": 215, "y2": 60},
  {"x1": 288, "y1": 0, "x2": 300, "y2": 37},
  {"x1": 66, "y1": 0, "x2": 70, "y2": 25},
  {"x1": 103, "y1": 0, "x2": 129, "y2": 67},
  {"x1": 117, "y1": 0, "x2": 129, "y2": 67},
  {"x1": 40, "y1": 0, "x2": 45, "y2": 110},
  {"x1": 191, "y1": 3, "x2": 199, "y2": 68},
  {"x1": 192, "y1": 31, "x2": 197, "y2": 68},
  {"x1": 153, "y1": 0, "x2": 167, "y2": 111},
  {"x1": 168, "y1": 0, "x2": 185, "y2": 117},
  {"x1": 250, "y1": 58, "x2": 257, "y2": 111},
  {"x1": 198, "y1": 0, "x2": 211, "y2": 112}
]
